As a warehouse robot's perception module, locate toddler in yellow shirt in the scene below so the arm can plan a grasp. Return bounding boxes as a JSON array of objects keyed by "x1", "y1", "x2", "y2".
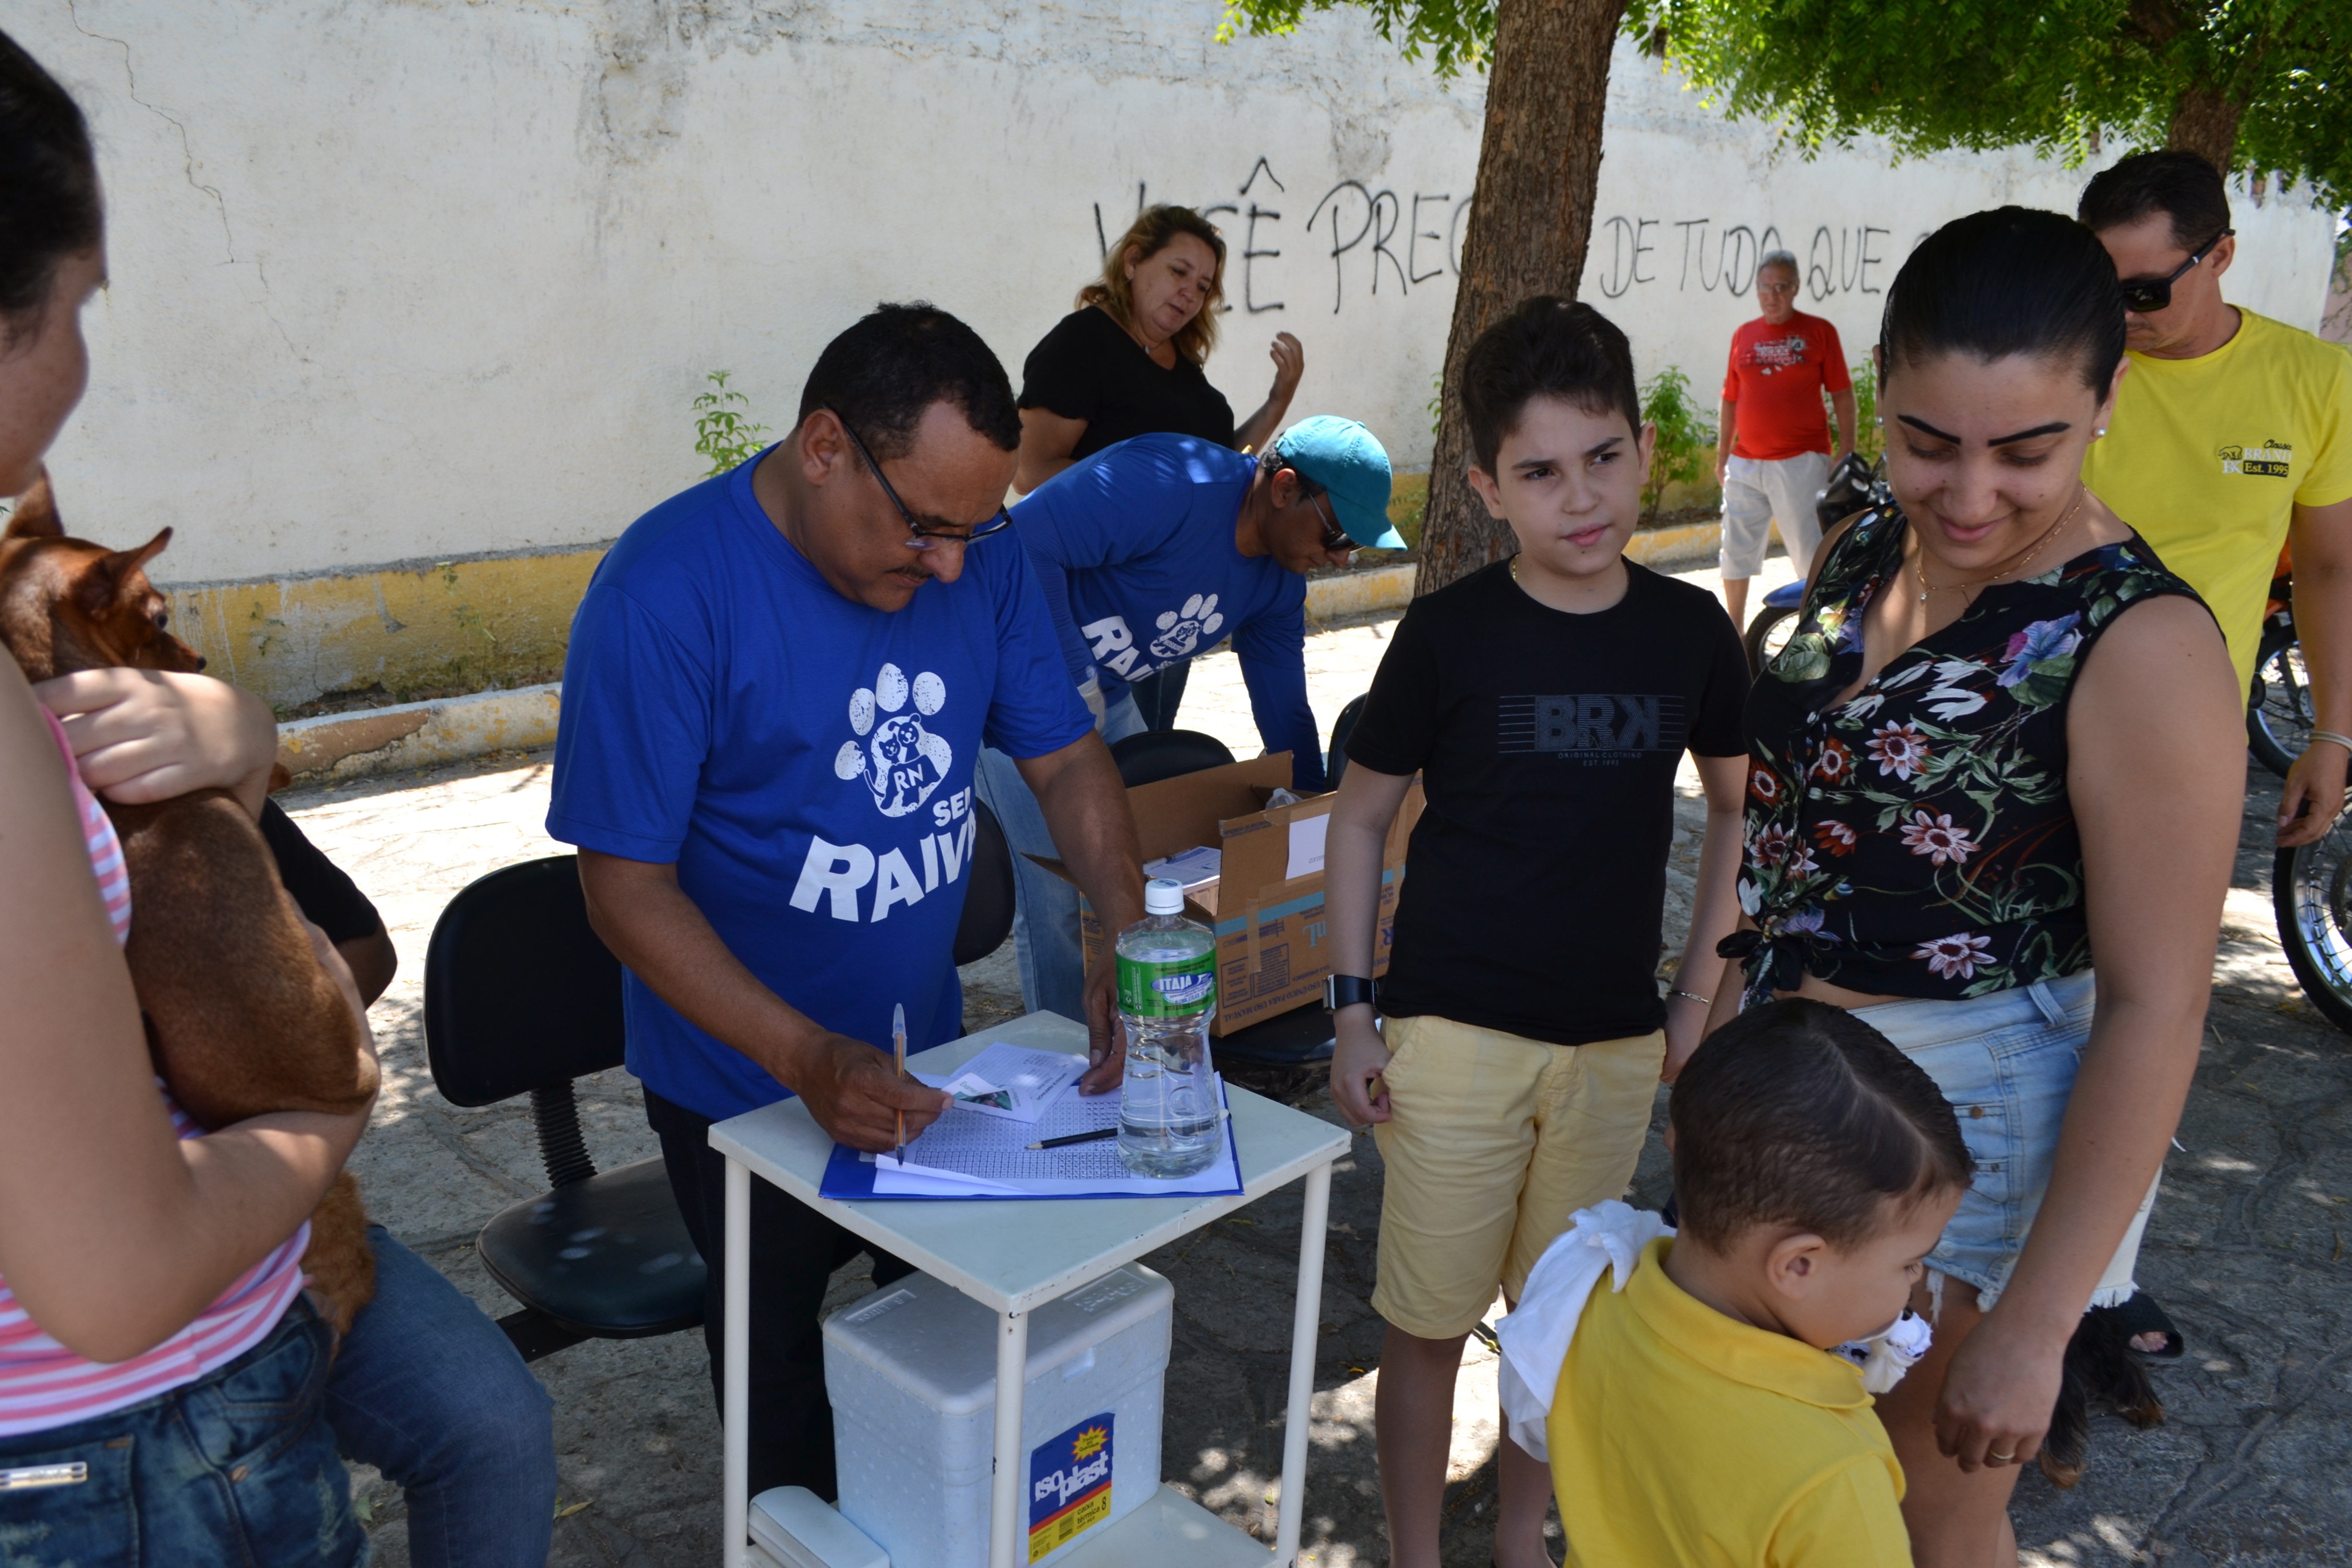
[{"x1": 1497, "y1": 999, "x2": 1970, "y2": 1565}]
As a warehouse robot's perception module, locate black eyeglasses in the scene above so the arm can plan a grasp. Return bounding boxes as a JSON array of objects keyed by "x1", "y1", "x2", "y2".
[
  {"x1": 2117, "y1": 229, "x2": 2233, "y2": 314},
  {"x1": 823, "y1": 404, "x2": 1013, "y2": 549}
]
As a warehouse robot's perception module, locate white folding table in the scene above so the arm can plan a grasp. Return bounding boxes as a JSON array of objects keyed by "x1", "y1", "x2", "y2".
[{"x1": 708, "y1": 1010, "x2": 1350, "y2": 1568}]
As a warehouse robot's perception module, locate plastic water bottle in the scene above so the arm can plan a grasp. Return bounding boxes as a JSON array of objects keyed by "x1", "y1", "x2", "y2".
[{"x1": 1115, "y1": 878, "x2": 1219, "y2": 1178}]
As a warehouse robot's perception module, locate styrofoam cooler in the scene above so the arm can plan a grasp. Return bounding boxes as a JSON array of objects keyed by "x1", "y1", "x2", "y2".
[{"x1": 824, "y1": 1263, "x2": 1173, "y2": 1568}]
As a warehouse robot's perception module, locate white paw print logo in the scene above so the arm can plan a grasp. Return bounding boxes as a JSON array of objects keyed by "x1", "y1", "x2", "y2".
[
  {"x1": 1148, "y1": 593, "x2": 1224, "y2": 661},
  {"x1": 834, "y1": 663, "x2": 951, "y2": 817}
]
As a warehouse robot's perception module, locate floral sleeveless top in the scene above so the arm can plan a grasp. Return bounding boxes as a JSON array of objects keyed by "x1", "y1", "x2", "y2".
[{"x1": 1729, "y1": 505, "x2": 2204, "y2": 1004}]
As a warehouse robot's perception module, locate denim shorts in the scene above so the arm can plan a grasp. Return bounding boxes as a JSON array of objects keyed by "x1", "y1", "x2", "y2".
[
  {"x1": 0, "y1": 1298, "x2": 365, "y2": 1567},
  {"x1": 1855, "y1": 969, "x2": 2153, "y2": 1313}
]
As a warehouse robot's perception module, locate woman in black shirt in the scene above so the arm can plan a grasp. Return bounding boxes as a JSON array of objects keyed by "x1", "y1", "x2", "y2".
[{"x1": 1016, "y1": 204, "x2": 1306, "y2": 727}]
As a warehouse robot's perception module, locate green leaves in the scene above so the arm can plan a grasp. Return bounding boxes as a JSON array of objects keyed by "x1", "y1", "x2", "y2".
[
  {"x1": 692, "y1": 371, "x2": 773, "y2": 479},
  {"x1": 1639, "y1": 364, "x2": 1718, "y2": 522},
  {"x1": 1623, "y1": 0, "x2": 2347, "y2": 205},
  {"x1": 1217, "y1": 0, "x2": 1498, "y2": 79}
]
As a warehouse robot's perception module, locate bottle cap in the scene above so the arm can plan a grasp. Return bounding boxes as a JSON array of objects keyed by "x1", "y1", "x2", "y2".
[{"x1": 1144, "y1": 877, "x2": 1185, "y2": 915}]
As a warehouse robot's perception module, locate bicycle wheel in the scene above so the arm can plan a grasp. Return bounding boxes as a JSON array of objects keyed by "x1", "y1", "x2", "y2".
[
  {"x1": 2274, "y1": 814, "x2": 2352, "y2": 1034},
  {"x1": 1742, "y1": 604, "x2": 1801, "y2": 679},
  {"x1": 2248, "y1": 622, "x2": 2312, "y2": 778}
]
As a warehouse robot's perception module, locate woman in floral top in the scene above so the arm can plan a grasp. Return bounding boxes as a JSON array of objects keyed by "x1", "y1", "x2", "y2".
[{"x1": 1717, "y1": 209, "x2": 2242, "y2": 1564}]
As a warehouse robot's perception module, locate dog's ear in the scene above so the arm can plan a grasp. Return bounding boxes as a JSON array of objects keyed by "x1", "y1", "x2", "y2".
[
  {"x1": 5, "y1": 471, "x2": 63, "y2": 540},
  {"x1": 70, "y1": 528, "x2": 174, "y2": 619}
]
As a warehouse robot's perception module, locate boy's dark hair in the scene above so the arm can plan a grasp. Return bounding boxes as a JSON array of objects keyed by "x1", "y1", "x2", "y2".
[
  {"x1": 1459, "y1": 296, "x2": 1641, "y2": 476},
  {"x1": 2077, "y1": 149, "x2": 2232, "y2": 253},
  {"x1": 797, "y1": 302, "x2": 1022, "y2": 464},
  {"x1": 1671, "y1": 999, "x2": 1970, "y2": 1251},
  {"x1": 0, "y1": 30, "x2": 103, "y2": 347},
  {"x1": 1878, "y1": 206, "x2": 2126, "y2": 397}
]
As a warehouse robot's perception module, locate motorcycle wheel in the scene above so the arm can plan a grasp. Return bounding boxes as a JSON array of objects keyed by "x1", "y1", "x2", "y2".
[
  {"x1": 1742, "y1": 604, "x2": 1802, "y2": 680},
  {"x1": 2248, "y1": 621, "x2": 2313, "y2": 778},
  {"x1": 2274, "y1": 813, "x2": 2352, "y2": 1034}
]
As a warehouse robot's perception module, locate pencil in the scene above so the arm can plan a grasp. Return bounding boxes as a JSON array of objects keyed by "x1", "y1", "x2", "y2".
[
  {"x1": 1026, "y1": 1127, "x2": 1119, "y2": 1150},
  {"x1": 892, "y1": 1003, "x2": 906, "y2": 1165}
]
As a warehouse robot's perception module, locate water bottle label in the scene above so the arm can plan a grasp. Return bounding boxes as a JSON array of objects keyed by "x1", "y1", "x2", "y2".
[{"x1": 1117, "y1": 953, "x2": 1215, "y2": 1017}]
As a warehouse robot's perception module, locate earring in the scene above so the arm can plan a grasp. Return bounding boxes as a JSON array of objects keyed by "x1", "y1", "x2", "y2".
[{"x1": 2095, "y1": 427, "x2": 2108, "y2": 437}]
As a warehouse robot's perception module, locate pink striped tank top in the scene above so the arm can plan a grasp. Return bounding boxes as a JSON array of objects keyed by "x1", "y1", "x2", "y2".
[{"x1": 0, "y1": 713, "x2": 310, "y2": 1437}]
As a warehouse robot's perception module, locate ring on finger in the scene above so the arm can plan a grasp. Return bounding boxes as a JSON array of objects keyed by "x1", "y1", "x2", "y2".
[{"x1": 1987, "y1": 1451, "x2": 2016, "y2": 1465}]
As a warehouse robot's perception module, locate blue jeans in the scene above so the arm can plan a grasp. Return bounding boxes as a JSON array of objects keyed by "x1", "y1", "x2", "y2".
[
  {"x1": 0, "y1": 1298, "x2": 366, "y2": 1567},
  {"x1": 973, "y1": 693, "x2": 1146, "y2": 1021},
  {"x1": 326, "y1": 1228, "x2": 556, "y2": 1568}
]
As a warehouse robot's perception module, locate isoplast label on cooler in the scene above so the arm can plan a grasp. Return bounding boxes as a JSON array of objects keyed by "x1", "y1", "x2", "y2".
[
  {"x1": 1116, "y1": 953, "x2": 1214, "y2": 1017},
  {"x1": 1028, "y1": 1412, "x2": 1114, "y2": 1562}
]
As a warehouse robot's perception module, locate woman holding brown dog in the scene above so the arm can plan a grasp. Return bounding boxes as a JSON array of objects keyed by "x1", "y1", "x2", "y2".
[{"x1": 0, "y1": 32, "x2": 555, "y2": 1567}]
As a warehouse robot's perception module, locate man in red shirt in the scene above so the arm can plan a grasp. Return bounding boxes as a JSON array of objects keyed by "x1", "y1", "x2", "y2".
[{"x1": 1713, "y1": 252, "x2": 1858, "y2": 624}]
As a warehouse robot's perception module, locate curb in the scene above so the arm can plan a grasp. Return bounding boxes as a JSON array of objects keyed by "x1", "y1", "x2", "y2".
[
  {"x1": 278, "y1": 683, "x2": 561, "y2": 782},
  {"x1": 1625, "y1": 520, "x2": 1722, "y2": 568},
  {"x1": 280, "y1": 535, "x2": 1724, "y2": 782},
  {"x1": 1305, "y1": 562, "x2": 1417, "y2": 621}
]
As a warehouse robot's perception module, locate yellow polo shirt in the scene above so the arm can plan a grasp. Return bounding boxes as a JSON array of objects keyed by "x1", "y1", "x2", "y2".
[
  {"x1": 2081, "y1": 309, "x2": 2352, "y2": 692},
  {"x1": 1547, "y1": 1239, "x2": 1912, "y2": 1567}
]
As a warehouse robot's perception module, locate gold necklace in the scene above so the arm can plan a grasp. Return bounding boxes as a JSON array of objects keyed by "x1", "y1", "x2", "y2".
[{"x1": 1914, "y1": 486, "x2": 2086, "y2": 603}]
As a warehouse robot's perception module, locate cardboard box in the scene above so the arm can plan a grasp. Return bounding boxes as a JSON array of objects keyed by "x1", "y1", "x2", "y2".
[{"x1": 1034, "y1": 753, "x2": 1423, "y2": 1037}]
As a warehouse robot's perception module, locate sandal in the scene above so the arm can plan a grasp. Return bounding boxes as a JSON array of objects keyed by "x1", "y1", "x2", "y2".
[{"x1": 2090, "y1": 1291, "x2": 2186, "y2": 1365}]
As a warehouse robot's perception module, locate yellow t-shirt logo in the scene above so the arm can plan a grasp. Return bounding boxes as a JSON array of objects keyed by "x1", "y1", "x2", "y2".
[{"x1": 2218, "y1": 441, "x2": 2294, "y2": 478}]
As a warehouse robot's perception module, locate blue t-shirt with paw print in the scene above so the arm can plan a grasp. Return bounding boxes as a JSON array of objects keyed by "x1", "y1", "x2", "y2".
[
  {"x1": 547, "y1": 453, "x2": 1091, "y2": 1121},
  {"x1": 1012, "y1": 434, "x2": 1322, "y2": 790}
]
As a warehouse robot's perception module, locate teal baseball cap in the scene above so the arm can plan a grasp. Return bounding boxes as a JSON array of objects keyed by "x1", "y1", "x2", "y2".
[{"x1": 1272, "y1": 415, "x2": 1403, "y2": 550}]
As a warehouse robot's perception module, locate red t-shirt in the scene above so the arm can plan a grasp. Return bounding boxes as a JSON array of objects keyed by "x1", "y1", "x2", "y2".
[{"x1": 1722, "y1": 313, "x2": 1852, "y2": 460}]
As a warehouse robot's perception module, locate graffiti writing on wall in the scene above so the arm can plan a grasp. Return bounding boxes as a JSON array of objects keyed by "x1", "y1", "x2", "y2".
[
  {"x1": 1093, "y1": 160, "x2": 1473, "y2": 317},
  {"x1": 1591, "y1": 216, "x2": 1927, "y2": 302}
]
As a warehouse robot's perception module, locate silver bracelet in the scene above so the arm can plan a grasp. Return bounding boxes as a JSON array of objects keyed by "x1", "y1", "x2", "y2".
[
  {"x1": 1667, "y1": 989, "x2": 1713, "y2": 1008},
  {"x1": 2307, "y1": 729, "x2": 2352, "y2": 755}
]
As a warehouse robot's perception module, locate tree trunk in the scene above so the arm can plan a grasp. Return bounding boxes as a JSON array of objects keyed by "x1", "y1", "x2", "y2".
[
  {"x1": 1417, "y1": 0, "x2": 1630, "y2": 594},
  {"x1": 2166, "y1": 81, "x2": 2243, "y2": 173}
]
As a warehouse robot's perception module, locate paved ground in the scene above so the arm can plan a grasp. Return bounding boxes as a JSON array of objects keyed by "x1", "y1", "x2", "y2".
[{"x1": 295, "y1": 550, "x2": 2352, "y2": 1566}]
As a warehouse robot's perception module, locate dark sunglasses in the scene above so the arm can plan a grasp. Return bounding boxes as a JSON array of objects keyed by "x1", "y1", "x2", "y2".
[
  {"x1": 2117, "y1": 229, "x2": 2233, "y2": 314},
  {"x1": 823, "y1": 404, "x2": 1013, "y2": 549},
  {"x1": 1307, "y1": 489, "x2": 1352, "y2": 553}
]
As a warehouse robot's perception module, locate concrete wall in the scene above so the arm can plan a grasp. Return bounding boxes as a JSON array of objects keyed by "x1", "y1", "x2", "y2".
[{"x1": 16, "y1": 2, "x2": 2339, "y2": 707}]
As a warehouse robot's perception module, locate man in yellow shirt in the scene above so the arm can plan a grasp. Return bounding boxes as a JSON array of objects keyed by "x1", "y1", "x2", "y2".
[{"x1": 2079, "y1": 151, "x2": 2352, "y2": 849}]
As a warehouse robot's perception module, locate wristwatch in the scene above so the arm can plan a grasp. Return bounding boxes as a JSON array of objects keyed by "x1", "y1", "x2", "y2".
[{"x1": 1325, "y1": 974, "x2": 1380, "y2": 1012}]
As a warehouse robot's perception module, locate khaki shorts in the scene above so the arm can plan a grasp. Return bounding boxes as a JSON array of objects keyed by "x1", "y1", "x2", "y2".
[{"x1": 1369, "y1": 1014, "x2": 1665, "y2": 1340}]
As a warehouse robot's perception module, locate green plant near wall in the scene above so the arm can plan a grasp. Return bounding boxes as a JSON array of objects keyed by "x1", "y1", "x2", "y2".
[
  {"x1": 1639, "y1": 366, "x2": 1717, "y2": 525},
  {"x1": 693, "y1": 372, "x2": 773, "y2": 478},
  {"x1": 1842, "y1": 360, "x2": 1884, "y2": 463}
]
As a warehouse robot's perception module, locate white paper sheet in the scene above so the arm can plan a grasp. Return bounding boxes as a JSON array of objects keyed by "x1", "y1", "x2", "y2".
[
  {"x1": 909, "y1": 1042, "x2": 1084, "y2": 1123},
  {"x1": 870, "y1": 1067, "x2": 1239, "y2": 1197},
  {"x1": 1285, "y1": 814, "x2": 1329, "y2": 879},
  {"x1": 1142, "y1": 845, "x2": 1222, "y2": 890}
]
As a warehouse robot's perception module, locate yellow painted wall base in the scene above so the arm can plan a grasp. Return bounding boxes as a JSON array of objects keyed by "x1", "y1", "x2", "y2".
[{"x1": 165, "y1": 547, "x2": 607, "y2": 712}]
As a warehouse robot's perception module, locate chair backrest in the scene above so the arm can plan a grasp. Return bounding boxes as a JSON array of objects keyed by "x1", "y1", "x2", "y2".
[
  {"x1": 952, "y1": 799, "x2": 1016, "y2": 966},
  {"x1": 1327, "y1": 694, "x2": 1369, "y2": 791},
  {"x1": 425, "y1": 855, "x2": 628, "y2": 1108},
  {"x1": 1109, "y1": 728, "x2": 1236, "y2": 789}
]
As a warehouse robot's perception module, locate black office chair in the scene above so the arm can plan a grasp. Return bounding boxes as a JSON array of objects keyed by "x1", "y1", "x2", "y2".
[
  {"x1": 1327, "y1": 693, "x2": 1369, "y2": 791},
  {"x1": 423, "y1": 856, "x2": 706, "y2": 1361},
  {"x1": 954, "y1": 799, "x2": 1016, "y2": 965},
  {"x1": 1110, "y1": 728, "x2": 1236, "y2": 789}
]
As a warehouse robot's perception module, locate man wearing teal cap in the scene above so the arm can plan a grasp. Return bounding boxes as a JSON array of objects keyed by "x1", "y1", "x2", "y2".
[{"x1": 977, "y1": 419, "x2": 1396, "y2": 1020}]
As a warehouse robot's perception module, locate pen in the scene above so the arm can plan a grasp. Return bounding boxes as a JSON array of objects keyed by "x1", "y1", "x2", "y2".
[
  {"x1": 893, "y1": 1003, "x2": 906, "y2": 1166},
  {"x1": 1026, "y1": 1127, "x2": 1119, "y2": 1150}
]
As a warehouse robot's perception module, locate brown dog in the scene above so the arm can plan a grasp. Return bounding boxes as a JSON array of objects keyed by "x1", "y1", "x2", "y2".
[{"x1": 1, "y1": 473, "x2": 378, "y2": 1334}]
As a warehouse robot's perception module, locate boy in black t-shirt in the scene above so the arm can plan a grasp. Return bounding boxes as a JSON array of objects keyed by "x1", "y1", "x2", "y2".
[{"x1": 1322, "y1": 297, "x2": 1750, "y2": 1568}]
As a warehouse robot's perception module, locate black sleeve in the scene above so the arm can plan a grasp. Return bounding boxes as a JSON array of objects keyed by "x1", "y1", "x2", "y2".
[
  {"x1": 1341, "y1": 603, "x2": 1442, "y2": 777},
  {"x1": 1018, "y1": 312, "x2": 1104, "y2": 422},
  {"x1": 260, "y1": 799, "x2": 385, "y2": 944},
  {"x1": 1688, "y1": 596, "x2": 1753, "y2": 757}
]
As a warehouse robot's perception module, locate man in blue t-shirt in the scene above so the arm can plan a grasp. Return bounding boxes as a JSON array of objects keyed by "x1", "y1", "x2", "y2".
[
  {"x1": 546, "y1": 305, "x2": 1145, "y2": 1499},
  {"x1": 975, "y1": 416, "x2": 1398, "y2": 1021}
]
